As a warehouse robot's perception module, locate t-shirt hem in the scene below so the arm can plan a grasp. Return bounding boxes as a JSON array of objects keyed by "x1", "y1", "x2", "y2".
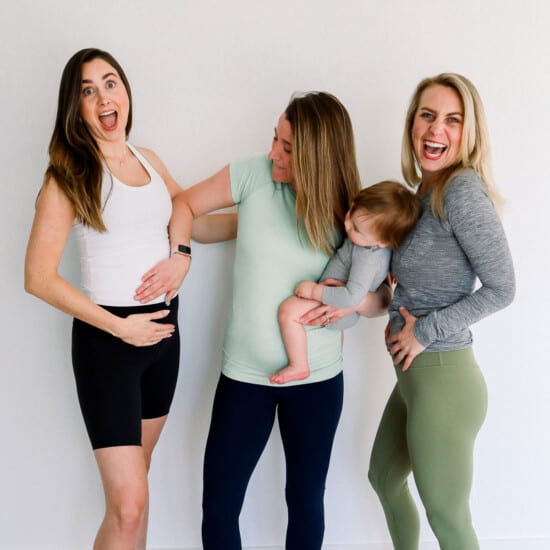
[{"x1": 221, "y1": 361, "x2": 343, "y2": 387}]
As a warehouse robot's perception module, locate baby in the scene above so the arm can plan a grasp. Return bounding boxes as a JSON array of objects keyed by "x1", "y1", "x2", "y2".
[{"x1": 270, "y1": 180, "x2": 421, "y2": 384}]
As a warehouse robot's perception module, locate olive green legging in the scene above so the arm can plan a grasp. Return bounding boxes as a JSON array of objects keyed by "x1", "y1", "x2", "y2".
[{"x1": 368, "y1": 348, "x2": 487, "y2": 550}]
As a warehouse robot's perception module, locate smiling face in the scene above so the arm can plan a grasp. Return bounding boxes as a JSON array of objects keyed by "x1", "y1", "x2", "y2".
[
  {"x1": 411, "y1": 84, "x2": 464, "y2": 185},
  {"x1": 79, "y1": 57, "x2": 130, "y2": 147},
  {"x1": 268, "y1": 114, "x2": 294, "y2": 186},
  {"x1": 344, "y1": 208, "x2": 387, "y2": 248}
]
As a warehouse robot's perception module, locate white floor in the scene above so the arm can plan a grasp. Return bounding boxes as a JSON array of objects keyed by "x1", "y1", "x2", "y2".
[
  {"x1": 313, "y1": 541, "x2": 550, "y2": 550},
  {"x1": 157, "y1": 539, "x2": 550, "y2": 550}
]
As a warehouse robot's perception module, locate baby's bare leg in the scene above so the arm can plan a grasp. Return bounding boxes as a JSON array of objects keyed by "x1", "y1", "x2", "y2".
[{"x1": 269, "y1": 295, "x2": 321, "y2": 384}]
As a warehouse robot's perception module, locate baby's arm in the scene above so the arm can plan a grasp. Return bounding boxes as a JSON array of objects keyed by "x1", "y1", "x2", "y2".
[
  {"x1": 293, "y1": 279, "x2": 360, "y2": 330},
  {"x1": 292, "y1": 241, "x2": 351, "y2": 302},
  {"x1": 299, "y1": 279, "x2": 393, "y2": 328},
  {"x1": 294, "y1": 280, "x2": 324, "y2": 302},
  {"x1": 322, "y1": 246, "x2": 391, "y2": 308}
]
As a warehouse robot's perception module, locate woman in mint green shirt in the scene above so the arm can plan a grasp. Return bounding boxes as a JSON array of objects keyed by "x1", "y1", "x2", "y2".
[{"x1": 171, "y1": 92, "x2": 390, "y2": 549}]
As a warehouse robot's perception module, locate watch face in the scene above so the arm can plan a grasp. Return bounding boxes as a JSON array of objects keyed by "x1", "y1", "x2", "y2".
[{"x1": 177, "y1": 244, "x2": 191, "y2": 255}]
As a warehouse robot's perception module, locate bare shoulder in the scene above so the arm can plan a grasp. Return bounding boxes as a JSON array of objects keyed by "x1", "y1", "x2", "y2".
[
  {"x1": 135, "y1": 146, "x2": 165, "y2": 172},
  {"x1": 135, "y1": 145, "x2": 182, "y2": 197}
]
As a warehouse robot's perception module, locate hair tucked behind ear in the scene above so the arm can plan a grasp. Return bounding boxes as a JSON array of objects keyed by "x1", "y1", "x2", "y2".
[
  {"x1": 401, "y1": 73, "x2": 501, "y2": 219},
  {"x1": 45, "y1": 48, "x2": 132, "y2": 231},
  {"x1": 285, "y1": 92, "x2": 361, "y2": 255}
]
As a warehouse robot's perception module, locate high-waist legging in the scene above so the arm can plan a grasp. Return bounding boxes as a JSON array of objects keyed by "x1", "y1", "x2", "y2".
[
  {"x1": 202, "y1": 372, "x2": 344, "y2": 550},
  {"x1": 368, "y1": 348, "x2": 487, "y2": 550}
]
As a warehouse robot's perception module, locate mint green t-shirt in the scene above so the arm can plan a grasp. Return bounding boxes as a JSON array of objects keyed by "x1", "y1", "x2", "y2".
[{"x1": 222, "y1": 154, "x2": 343, "y2": 386}]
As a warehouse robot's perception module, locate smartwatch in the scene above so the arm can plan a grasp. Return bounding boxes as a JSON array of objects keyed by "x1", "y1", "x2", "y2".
[{"x1": 171, "y1": 244, "x2": 192, "y2": 258}]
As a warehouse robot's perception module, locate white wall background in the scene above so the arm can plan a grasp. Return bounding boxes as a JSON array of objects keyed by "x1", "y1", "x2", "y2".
[{"x1": 1, "y1": 1, "x2": 548, "y2": 549}]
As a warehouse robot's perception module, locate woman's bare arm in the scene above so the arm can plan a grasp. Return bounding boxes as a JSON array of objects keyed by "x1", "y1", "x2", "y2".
[
  {"x1": 25, "y1": 179, "x2": 174, "y2": 346},
  {"x1": 192, "y1": 213, "x2": 238, "y2": 243},
  {"x1": 136, "y1": 165, "x2": 236, "y2": 302}
]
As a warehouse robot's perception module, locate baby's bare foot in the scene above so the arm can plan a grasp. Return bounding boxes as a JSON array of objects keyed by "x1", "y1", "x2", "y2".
[{"x1": 269, "y1": 364, "x2": 310, "y2": 384}]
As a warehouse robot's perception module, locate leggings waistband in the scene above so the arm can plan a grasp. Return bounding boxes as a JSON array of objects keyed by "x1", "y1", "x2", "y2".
[{"x1": 408, "y1": 347, "x2": 475, "y2": 368}]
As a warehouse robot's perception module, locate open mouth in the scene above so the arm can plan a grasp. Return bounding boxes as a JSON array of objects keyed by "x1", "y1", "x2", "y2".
[
  {"x1": 99, "y1": 110, "x2": 118, "y2": 130},
  {"x1": 423, "y1": 140, "x2": 447, "y2": 160}
]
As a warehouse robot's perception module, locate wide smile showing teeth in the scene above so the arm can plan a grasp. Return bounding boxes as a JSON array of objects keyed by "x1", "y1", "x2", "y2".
[
  {"x1": 423, "y1": 140, "x2": 447, "y2": 159},
  {"x1": 99, "y1": 110, "x2": 118, "y2": 130}
]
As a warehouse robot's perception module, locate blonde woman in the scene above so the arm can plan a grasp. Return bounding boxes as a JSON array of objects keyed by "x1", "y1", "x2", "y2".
[
  {"x1": 167, "y1": 92, "x2": 390, "y2": 549},
  {"x1": 368, "y1": 74, "x2": 515, "y2": 549}
]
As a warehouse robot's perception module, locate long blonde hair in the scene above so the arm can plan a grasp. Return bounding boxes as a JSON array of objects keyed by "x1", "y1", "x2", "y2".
[
  {"x1": 285, "y1": 92, "x2": 361, "y2": 255},
  {"x1": 401, "y1": 73, "x2": 501, "y2": 218},
  {"x1": 45, "y1": 48, "x2": 133, "y2": 231}
]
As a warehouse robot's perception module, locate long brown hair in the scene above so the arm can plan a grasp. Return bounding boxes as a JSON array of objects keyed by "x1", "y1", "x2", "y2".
[
  {"x1": 401, "y1": 73, "x2": 501, "y2": 219},
  {"x1": 285, "y1": 92, "x2": 361, "y2": 255},
  {"x1": 45, "y1": 48, "x2": 133, "y2": 231}
]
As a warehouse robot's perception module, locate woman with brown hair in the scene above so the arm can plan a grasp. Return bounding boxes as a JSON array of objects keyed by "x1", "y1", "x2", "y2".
[{"x1": 24, "y1": 48, "x2": 187, "y2": 549}]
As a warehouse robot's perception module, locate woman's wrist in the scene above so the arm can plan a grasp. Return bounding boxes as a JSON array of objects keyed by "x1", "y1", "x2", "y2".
[
  {"x1": 170, "y1": 244, "x2": 192, "y2": 259},
  {"x1": 105, "y1": 312, "x2": 125, "y2": 339},
  {"x1": 169, "y1": 253, "x2": 191, "y2": 270}
]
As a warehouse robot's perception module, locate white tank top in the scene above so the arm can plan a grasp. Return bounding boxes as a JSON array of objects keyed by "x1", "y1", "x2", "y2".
[{"x1": 72, "y1": 144, "x2": 172, "y2": 306}]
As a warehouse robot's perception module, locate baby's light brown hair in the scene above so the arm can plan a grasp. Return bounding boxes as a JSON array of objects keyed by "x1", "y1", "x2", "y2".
[{"x1": 350, "y1": 181, "x2": 421, "y2": 250}]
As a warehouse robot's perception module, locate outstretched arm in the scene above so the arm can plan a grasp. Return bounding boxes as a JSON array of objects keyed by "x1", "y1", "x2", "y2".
[
  {"x1": 135, "y1": 164, "x2": 236, "y2": 303},
  {"x1": 192, "y1": 213, "x2": 238, "y2": 243}
]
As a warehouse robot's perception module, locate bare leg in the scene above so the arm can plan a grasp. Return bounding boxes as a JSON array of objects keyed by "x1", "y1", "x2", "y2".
[
  {"x1": 93, "y1": 446, "x2": 149, "y2": 550},
  {"x1": 270, "y1": 295, "x2": 321, "y2": 384},
  {"x1": 92, "y1": 416, "x2": 167, "y2": 550},
  {"x1": 135, "y1": 416, "x2": 168, "y2": 550}
]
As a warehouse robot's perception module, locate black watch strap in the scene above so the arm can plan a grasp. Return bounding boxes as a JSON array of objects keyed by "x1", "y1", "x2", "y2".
[{"x1": 172, "y1": 244, "x2": 192, "y2": 257}]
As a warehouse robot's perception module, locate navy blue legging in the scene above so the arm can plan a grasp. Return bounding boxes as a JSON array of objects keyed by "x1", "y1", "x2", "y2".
[{"x1": 202, "y1": 372, "x2": 344, "y2": 550}]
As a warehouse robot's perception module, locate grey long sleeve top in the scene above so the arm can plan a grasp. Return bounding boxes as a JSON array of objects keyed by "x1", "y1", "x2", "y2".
[
  {"x1": 320, "y1": 238, "x2": 391, "y2": 330},
  {"x1": 389, "y1": 169, "x2": 515, "y2": 351}
]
